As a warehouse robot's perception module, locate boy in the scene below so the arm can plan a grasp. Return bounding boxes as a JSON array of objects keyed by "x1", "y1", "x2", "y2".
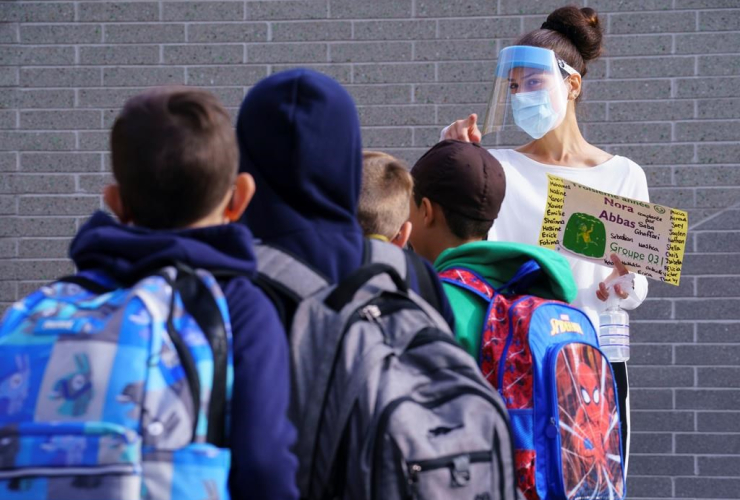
[
  {"x1": 70, "y1": 88, "x2": 297, "y2": 499},
  {"x1": 407, "y1": 139, "x2": 577, "y2": 357},
  {"x1": 358, "y1": 151, "x2": 413, "y2": 248}
]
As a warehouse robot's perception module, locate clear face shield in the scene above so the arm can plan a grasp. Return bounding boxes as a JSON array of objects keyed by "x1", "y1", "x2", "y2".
[{"x1": 482, "y1": 45, "x2": 580, "y2": 140}]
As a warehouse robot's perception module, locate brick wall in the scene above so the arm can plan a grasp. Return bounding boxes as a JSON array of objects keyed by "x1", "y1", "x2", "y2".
[{"x1": 1, "y1": 1, "x2": 739, "y2": 497}]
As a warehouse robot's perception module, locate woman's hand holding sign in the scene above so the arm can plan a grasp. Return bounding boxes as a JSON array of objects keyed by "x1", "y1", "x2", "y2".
[{"x1": 597, "y1": 254, "x2": 631, "y2": 302}]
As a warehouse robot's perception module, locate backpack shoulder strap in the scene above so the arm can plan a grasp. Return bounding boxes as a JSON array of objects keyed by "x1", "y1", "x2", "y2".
[
  {"x1": 365, "y1": 239, "x2": 408, "y2": 280},
  {"x1": 438, "y1": 267, "x2": 496, "y2": 303},
  {"x1": 404, "y1": 250, "x2": 442, "y2": 313},
  {"x1": 255, "y1": 243, "x2": 331, "y2": 302}
]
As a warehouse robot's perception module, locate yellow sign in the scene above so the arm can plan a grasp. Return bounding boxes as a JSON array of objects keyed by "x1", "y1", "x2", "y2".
[{"x1": 538, "y1": 174, "x2": 688, "y2": 286}]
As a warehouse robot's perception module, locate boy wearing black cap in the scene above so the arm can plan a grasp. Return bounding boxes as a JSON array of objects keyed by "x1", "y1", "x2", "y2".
[{"x1": 409, "y1": 140, "x2": 578, "y2": 358}]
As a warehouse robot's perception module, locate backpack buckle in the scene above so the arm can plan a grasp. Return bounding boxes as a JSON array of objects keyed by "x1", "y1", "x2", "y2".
[{"x1": 451, "y1": 454, "x2": 471, "y2": 487}]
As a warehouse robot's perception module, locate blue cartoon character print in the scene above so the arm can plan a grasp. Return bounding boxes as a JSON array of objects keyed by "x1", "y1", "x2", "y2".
[
  {"x1": 50, "y1": 353, "x2": 93, "y2": 416},
  {"x1": 0, "y1": 355, "x2": 30, "y2": 416}
]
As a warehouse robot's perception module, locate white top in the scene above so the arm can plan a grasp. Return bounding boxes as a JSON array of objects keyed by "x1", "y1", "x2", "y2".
[{"x1": 487, "y1": 149, "x2": 650, "y2": 329}]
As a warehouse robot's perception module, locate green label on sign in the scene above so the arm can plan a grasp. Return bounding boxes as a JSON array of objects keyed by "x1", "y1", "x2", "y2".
[{"x1": 563, "y1": 213, "x2": 606, "y2": 258}]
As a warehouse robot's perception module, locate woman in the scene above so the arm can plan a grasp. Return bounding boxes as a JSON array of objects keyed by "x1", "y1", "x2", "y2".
[{"x1": 443, "y1": 5, "x2": 649, "y2": 476}]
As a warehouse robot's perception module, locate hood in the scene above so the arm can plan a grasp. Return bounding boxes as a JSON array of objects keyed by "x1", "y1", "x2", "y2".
[
  {"x1": 70, "y1": 211, "x2": 258, "y2": 280},
  {"x1": 236, "y1": 68, "x2": 364, "y2": 283},
  {"x1": 435, "y1": 241, "x2": 577, "y2": 303}
]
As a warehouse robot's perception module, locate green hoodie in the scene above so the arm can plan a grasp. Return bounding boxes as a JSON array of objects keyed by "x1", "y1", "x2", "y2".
[{"x1": 434, "y1": 240, "x2": 578, "y2": 359}]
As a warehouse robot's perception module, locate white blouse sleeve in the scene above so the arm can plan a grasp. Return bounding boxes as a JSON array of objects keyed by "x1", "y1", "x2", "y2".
[{"x1": 620, "y1": 160, "x2": 651, "y2": 311}]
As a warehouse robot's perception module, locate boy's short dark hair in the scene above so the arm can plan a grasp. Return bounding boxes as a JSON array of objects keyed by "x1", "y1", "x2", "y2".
[
  {"x1": 111, "y1": 87, "x2": 237, "y2": 229},
  {"x1": 358, "y1": 151, "x2": 413, "y2": 239},
  {"x1": 411, "y1": 140, "x2": 505, "y2": 241}
]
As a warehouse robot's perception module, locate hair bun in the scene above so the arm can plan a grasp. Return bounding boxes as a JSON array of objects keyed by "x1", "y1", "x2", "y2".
[{"x1": 542, "y1": 5, "x2": 603, "y2": 62}]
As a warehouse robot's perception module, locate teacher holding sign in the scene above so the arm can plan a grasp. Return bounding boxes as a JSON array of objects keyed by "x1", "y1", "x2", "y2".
[{"x1": 442, "y1": 5, "x2": 650, "y2": 474}]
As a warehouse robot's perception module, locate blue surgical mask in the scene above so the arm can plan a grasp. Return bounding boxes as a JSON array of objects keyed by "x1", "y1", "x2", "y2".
[{"x1": 511, "y1": 90, "x2": 562, "y2": 139}]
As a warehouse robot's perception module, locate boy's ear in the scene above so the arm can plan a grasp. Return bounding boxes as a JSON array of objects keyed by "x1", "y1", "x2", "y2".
[
  {"x1": 103, "y1": 184, "x2": 133, "y2": 224},
  {"x1": 391, "y1": 221, "x2": 412, "y2": 249},
  {"x1": 224, "y1": 173, "x2": 256, "y2": 222},
  {"x1": 421, "y1": 197, "x2": 435, "y2": 227}
]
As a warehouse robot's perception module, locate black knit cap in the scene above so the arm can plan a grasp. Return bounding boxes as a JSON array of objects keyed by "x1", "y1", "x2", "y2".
[{"x1": 411, "y1": 140, "x2": 506, "y2": 222}]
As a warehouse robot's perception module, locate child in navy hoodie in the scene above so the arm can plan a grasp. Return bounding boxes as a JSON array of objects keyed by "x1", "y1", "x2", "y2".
[{"x1": 68, "y1": 87, "x2": 298, "y2": 499}]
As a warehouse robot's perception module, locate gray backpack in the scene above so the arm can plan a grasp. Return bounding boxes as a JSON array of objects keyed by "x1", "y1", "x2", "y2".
[{"x1": 257, "y1": 240, "x2": 518, "y2": 500}]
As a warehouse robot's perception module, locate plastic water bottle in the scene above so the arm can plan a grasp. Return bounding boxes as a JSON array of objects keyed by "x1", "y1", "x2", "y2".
[{"x1": 598, "y1": 274, "x2": 634, "y2": 362}]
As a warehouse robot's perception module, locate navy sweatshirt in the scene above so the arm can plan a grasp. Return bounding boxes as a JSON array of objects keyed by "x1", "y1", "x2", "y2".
[
  {"x1": 236, "y1": 68, "x2": 455, "y2": 329},
  {"x1": 69, "y1": 211, "x2": 299, "y2": 500}
]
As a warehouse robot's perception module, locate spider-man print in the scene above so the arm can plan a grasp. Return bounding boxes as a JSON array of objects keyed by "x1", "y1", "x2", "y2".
[
  {"x1": 515, "y1": 450, "x2": 538, "y2": 500},
  {"x1": 555, "y1": 344, "x2": 623, "y2": 500}
]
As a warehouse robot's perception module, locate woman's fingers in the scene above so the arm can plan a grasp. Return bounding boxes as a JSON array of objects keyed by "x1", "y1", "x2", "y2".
[
  {"x1": 614, "y1": 284, "x2": 630, "y2": 300},
  {"x1": 444, "y1": 113, "x2": 481, "y2": 142},
  {"x1": 611, "y1": 253, "x2": 629, "y2": 276},
  {"x1": 596, "y1": 282, "x2": 609, "y2": 302}
]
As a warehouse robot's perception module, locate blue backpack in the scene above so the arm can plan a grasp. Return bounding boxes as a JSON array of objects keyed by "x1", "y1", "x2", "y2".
[{"x1": 0, "y1": 266, "x2": 233, "y2": 500}]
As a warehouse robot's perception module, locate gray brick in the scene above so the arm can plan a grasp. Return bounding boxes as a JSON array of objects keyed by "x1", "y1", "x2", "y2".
[
  {"x1": 699, "y1": 9, "x2": 740, "y2": 31},
  {"x1": 608, "y1": 101, "x2": 693, "y2": 122},
  {"x1": 642, "y1": 165, "x2": 673, "y2": 187},
  {"x1": 415, "y1": 83, "x2": 490, "y2": 104},
  {"x1": 17, "y1": 46, "x2": 75, "y2": 66},
  {"x1": 0, "y1": 132, "x2": 75, "y2": 152},
  {"x1": 20, "y1": 111, "x2": 100, "y2": 131},
  {"x1": 0, "y1": 2, "x2": 74, "y2": 23},
  {"x1": 361, "y1": 127, "x2": 412, "y2": 148},
  {"x1": 610, "y1": 144, "x2": 695, "y2": 166},
  {"x1": 631, "y1": 366, "x2": 694, "y2": 387},
  {"x1": 677, "y1": 345, "x2": 740, "y2": 366},
  {"x1": 0, "y1": 23, "x2": 18, "y2": 44},
  {"x1": 329, "y1": 0, "x2": 411, "y2": 19},
  {"x1": 272, "y1": 64, "x2": 350, "y2": 84},
  {"x1": 1, "y1": 217, "x2": 77, "y2": 237},
  {"x1": 187, "y1": 23, "x2": 267, "y2": 43},
  {"x1": 187, "y1": 66, "x2": 265, "y2": 86},
  {"x1": 629, "y1": 455, "x2": 695, "y2": 476},
  {"x1": 247, "y1": 1, "x2": 327, "y2": 21},
  {"x1": 699, "y1": 54, "x2": 740, "y2": 76},
  {"x1": 609, "y1": 12, "x2": 696, "y2": 34},
  {"x1": 585, "y1": 123, "x2": 672, "y2": 144},
  {"x1": 0, "y1": 259, "x2": 75, "y2": 280},
  {"x1": 353, "y1": 20, "x2": 436, "y2": 41},
  {"x1": 0, "y1": 239, "x2": 15, "y2": 258},
  {"x1": 437, "y1": 105, "x2": 487, "y2": 127},
  {"x1": 677, "y1": 32, "x2": 740, "y2": 54},
  {"x1": 0, "y1": 195, "x2": 14, "y2": 214},
  {"x1": 630, "y1": 344, "x2": 673, "y2": 365},
  {"x1": 103, "y1": 67, "x2": 185, "y2": 87},
  {"x1": 632, "y1": 410, "x2": 695, "y2": 432},
  {"x1": 416, "y1": 0, "x2": 498, "y2": 17},
  {"x1": 585, "y1": 79, "x2": 672, "y2": 100},
  {"x1": 588, "y1": 0, "x2": 672, "y2": 11},
  {"x1": 206, "y1": 87, "x2": 246, "y2": 108},
  {"x1": 249, "y1": 43, "x2": 327, "y2": 63},
  {"x1": 16, "y1": 90, "x2": 74, "y2": 110},
  {"x1": 78, "y1": 132, "x2": 109, "y2": 152},
  {"x1": 78, "y1": 174, "x2": 114, "y2": 194},
  {"x1": 685, "y1": 252, "x2": 740, "y2": 275},
  {"x1": 80, "y1": 45, "x2": 160, "y2": 65},
  {"x1": 678, "y1": 77, "x2": 740, "y2": 98},
  {"x1": 696, "y1": 232, "x2": 740, "y2": 253},
  {"x1": 104, "y1": 24, "x2": 185, "y2": 44},
  {"x1": 438, "y1": 18, "x2": 521, "y2": 39},
  {"x1": 698, "y1": 411, "x2": 740, "y2": 432},
  {"x1": 625, "y1": 476, "x2": 673, "y2": 498},
  {"x1": 382, "y1": 148, "x2": 428, "y2": 166},
  {"x1": 79, "y1": 2, "x2": 158, "y2": 22},
  {"x1": 609, "y1": 56, "x2": 695, "y2": 78},
  {"x1": 21, "y1": 153, "x2": 101, "y2": 173},
  {"x1": 677, "y1": 389, "x2": 740, "y2": 410},
  {"x1": 0, "y1": 281, "x2": 15, "y2": 301},
  {"x1": 0, "y1": 68, "x2": 17, "y2": 88},
  {"x1": 164, "y1": 44, "x2": 242, "y2": 65},
  {"x1": 415, "y1": 40, "x2": 497, "y2": 61},
  {"x1": 0, "y1": 153, "x2": 17, "y2": 173},
  {"x1": 20, "y1": 68, "x2": 101, "y2": 89},
  {"x1": 272, "y1": 21, "x2": 349, "y2": 41},
  {"x1": 346, "y1": 85, "x2": 412, "y2": 104},
  {"x1": 676, "y1": 0, "x2": 738, "y2": 7},
  {"x1": 676, "y1": 121, "x2": 740, "y2": 142},
  {"x1": 353, "y1": 63, "x2": 435, "y2": 84},
  {"x1": 676, "y1": 478, "x2": 740, "y2": 498},
  {"x1": 631, "y1": 322, "x2": 694, "y2": 343},
  {"x1": 78, "y1": 88, "x2": 147, "y2": 109},
  {"x1": 19, "y1": 196, "x2": 100, "y2": 216},
  {"x1": 499, "y1": 0, "x2": 583, "y2": 15},
  {"x1": 438, "y1": 61, "x2": 498, "y2": 83},
  {"x1": 698, "y1": 457, "x2": 740, "y2": 477},
  {"x1": 17, "y1": 238, "x2": 71, "y2": 259},
  {"x1": 357, "y1": 105, "x2": 435, "y2": 126},
  {"x1": 4, "y1": 174, "x2": 75, "y2": 194},
  {"x1": 163, "y1": 2, "x2": 243, "y2": 21},
  {"x1": 697, "y1": 187, "x2": 740, "y2": 209},
  {"x1": 698, "y1": 367, "x2": 740, "y2": 388},
  {"x1": 699, "y1": 98, "x2": 740, "y2": 122},
  {"x1": 629, "y1": 432, "x2": 676, "y2": 453},
  {"x1": 0, "y1": 111, "x2": 16, "y2": 130},
  {"x1": 647, "y1": 278, "x2": 695, "y2": 298},
  {"x1": 697, "y1": 143, "x2": 740, "y2": 164},
  {"x1": 414, "y1": 127, "x2": 448, "y2": 148},
  {"x1": 330, "y1": 42, "x2": 411, "y2": 63},
  {"x1": 20, "y1": 24, "x2": 102, "y2": 44},
  {"x1": 604, "y1": 35, "x2": 672, "y2": 56}
]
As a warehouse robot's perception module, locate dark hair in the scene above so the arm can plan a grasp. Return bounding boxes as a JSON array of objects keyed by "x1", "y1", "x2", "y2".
[
  {"x1": 412, "y1": 189, "x2": 491, "y2": 241},
  {"x1": 358, "y1": 151, "x2": 413, "y2": 239},
  {"x1": 518, "y1": 5, "x2": 603, "y2": 80},
  {"x1": 111, "y1": 87, "x2": 238, "y2": 229}
]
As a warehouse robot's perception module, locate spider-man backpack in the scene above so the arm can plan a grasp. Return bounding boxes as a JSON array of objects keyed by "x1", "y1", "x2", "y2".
[{"x1": 439, "y1": 260, "x2": 625, "y2": 500}]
